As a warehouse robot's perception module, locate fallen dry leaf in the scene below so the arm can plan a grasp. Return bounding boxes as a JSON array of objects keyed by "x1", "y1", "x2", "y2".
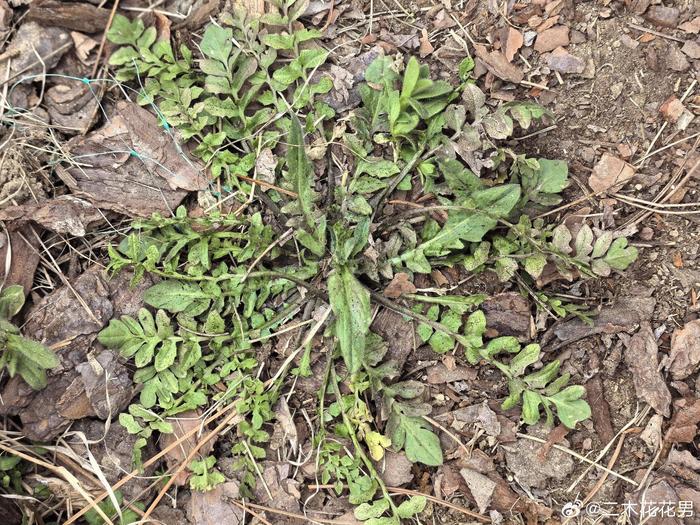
[
  {"x1": 619, "y1": 33, "x2": 640, "y2": 49},
  {"x1": 456, "y1": 449, "x2": 495, "y2": 473},
  {"x1": 153, "y1": 11, "x2": 171, "y2": 42},
  {"x1": 271, "y1": 397, "x2": 298, "y2": 454},
  {"x1": 639, "y1": 413, "x2": 663, "y2": 453},
  {"x1": 679, "y1": 16, "x2": 700, "y2": 34},
  {"x1": 253, "y1": 462, "x2": 303, "y2": 524},
  {"x1": 188, "y1": 482, "x2": 244, "y2": 525},
  {"x1": 360, "y1": 33, "x2": 377, "y2": 45},
  {"x1": 588, "y1": 153, "x2": 636, "y2": 193},
  {"x1": 460, "y1": 468, "x2": 496, "y2": 514},
  {"x1": 255, "y1": 147, "x2": 277, "y2": 187},
  {"x1": 616, "y1": 143, "x2": 634, "y2": 159},
  {"x1": 623, "y1": 323, "x2": 671, "y2": 417},
  {"x1": 161, "y1": 410, "x2": 213, "y2": 486},
  {"x1": 378, "y1": 30, "x2": 419, "y2": 51},
  {"x1": 436, "y1": 464, "x2": 462, "y2": 498},
  {"x1": 665, "y1": 319, "x2": 700, "y2": 380},
  {"x1": 585, "y1": 374, "x2": 615, "y2": 444},
  {"x1": 436, "y1": 401, "x2": 501, "y2": 437},
  {"x1": 0, "y1": 195, "x2": 103, "y2": 236},
  {"x1": 419, "y1": 28, "x2": 434, "y2": 57},
  {"x1": 665, "y1": 398, "x2": 700, "y2": 444},
  {"x1": 474, "y1": 44, "x2": 524, "y2": 83},
  {"x1": 0, "y1": 0, "x2": 10, "y2": 34},
  {"x1": 0, "y1": 223, "x2": 41, "y2": 294},
  {"x1": 324, "y1": 64, "x2": 357, "y2": 112},
  {"x1": 70, "y1": 31, "x2": 98, "y2": 63},
  {"x1": 673, "y1": 251, "x2": 684, "y2": 269},
  {"x1": 537, "y1": 425, "x2": 569, "y2": 461},
  {"x1": 433, "y1": 9, "x2": 457, "y2": 31},
  {"x1": 57, "y1": 101, "x2": 207, "y2": 217},
  {"x1": 383, "y1": 272, "x2": 416, "y2": 299}
]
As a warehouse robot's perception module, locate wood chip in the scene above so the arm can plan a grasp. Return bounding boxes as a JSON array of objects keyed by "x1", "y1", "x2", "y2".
[{"x1": 27, "y1": 0, "x2": 111, "y2": 33}]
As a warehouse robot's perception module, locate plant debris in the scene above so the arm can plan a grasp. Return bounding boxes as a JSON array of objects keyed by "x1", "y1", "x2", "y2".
[
  {"x1": 665, "y1": 320, "x2": 700, "y2": 380},
  {"x1": 622, "y1": 323, "x2": 672, "y2": 417}
]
